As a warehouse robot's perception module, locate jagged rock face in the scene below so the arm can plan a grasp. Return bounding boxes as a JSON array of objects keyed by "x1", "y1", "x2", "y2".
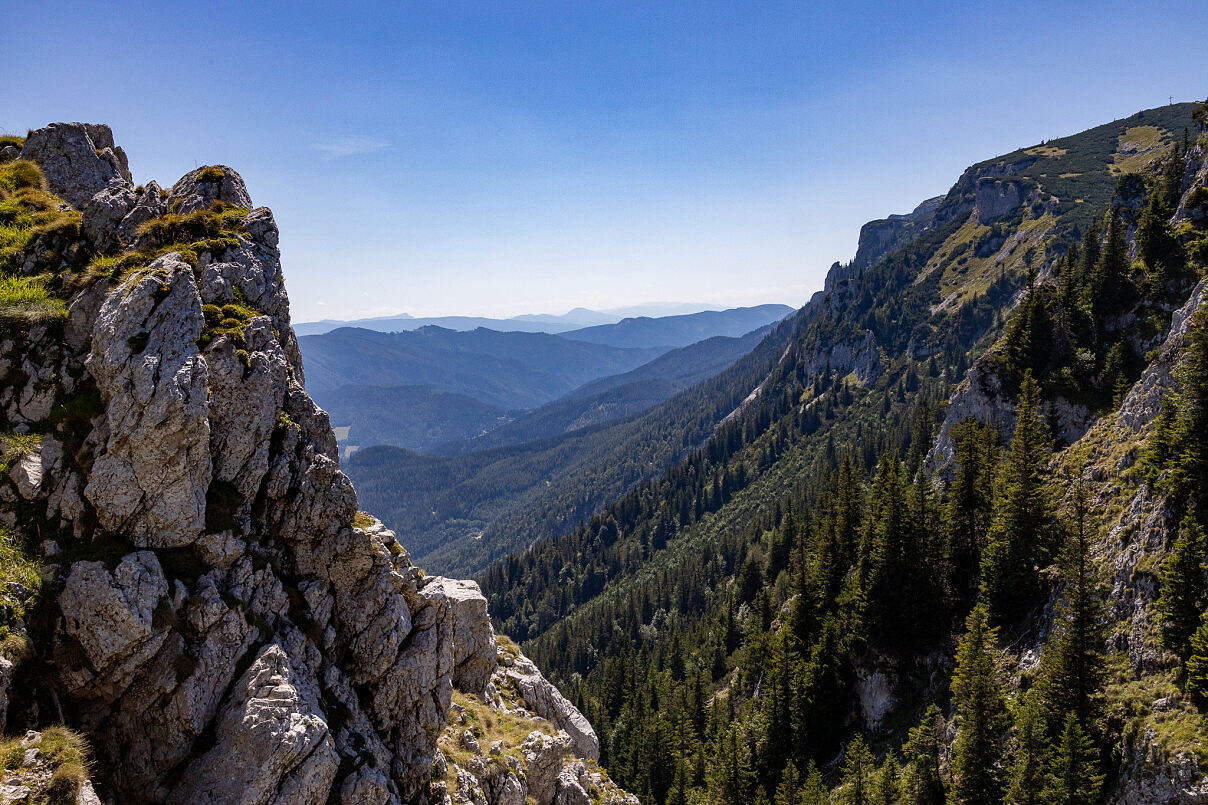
[
  {"x1": 0, "y1": 124, "x2": 475, "y2": 804},
  {"x1": 0, "y1": 122, "x2": 634, "y2": 805},
  {"x1": 974, "y1": 178, "x2": 1024, "y2": 224},
  {"x1": 426, "y1": 578, "x2": 497, "y2": 695},
  {"x1": 19, "y1": 122, "x2": 132, "y2": 209}
]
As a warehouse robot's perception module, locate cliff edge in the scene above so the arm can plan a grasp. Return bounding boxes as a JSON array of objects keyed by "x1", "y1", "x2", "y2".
[{"x1": 0, "y1": 123, "x2": 629, "y2": 805}]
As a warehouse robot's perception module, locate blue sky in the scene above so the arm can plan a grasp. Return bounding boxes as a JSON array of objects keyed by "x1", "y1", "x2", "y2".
[{"x1": 5, "y1": 1, "x2": 1208, "y2": 321}]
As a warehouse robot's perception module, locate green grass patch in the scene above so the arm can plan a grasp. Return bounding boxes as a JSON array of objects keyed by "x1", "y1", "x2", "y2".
[
  {"x1": 196, "y1": 165, "x2": 226, "y2": 183},
  {"x1": 0, "y1": 161, "x2": 83, "y2": 276},
  {"x1": 352, "y1": 511, "x2": 375, "y2": 529},
  {"x1": 0, "y1": 135, "x2": 25, "y2": 150},
  {"x1": 89, "y1": 200, "x2": 248, "y2": 280},
  {"x1": 0, "y1": 527, "x2": 41, "y2": 610},
  {"x1": 0, "y1": 274, "x2": 68, "y2": 326}
]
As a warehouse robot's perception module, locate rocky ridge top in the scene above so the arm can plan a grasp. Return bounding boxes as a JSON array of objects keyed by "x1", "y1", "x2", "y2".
[{"x1": 0, "y1": 123, "x2": 628, "y2": 805}]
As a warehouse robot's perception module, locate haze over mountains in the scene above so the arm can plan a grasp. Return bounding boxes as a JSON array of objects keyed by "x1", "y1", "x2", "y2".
[
  {"x1": 299, "y1": 303, "x2": 792, "y2": 451},
  {"x1": 294, "y1": 301, "x2": 738, "y2": 336}
]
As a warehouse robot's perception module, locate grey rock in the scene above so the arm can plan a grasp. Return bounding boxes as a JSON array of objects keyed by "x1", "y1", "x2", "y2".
[
  {"x1": 503, "y1": 651, "x2": 599, "y2": 761},
  {"x1": 975, "y1": 178, "x2": 1024, "y2": 224},
  {"x1": 172, "y1": 645, "x2": 336, "y2": 805},
  {"x1": 20, "y1": 123, "x2": 132, "y2": 209},
  {"x1": 425, "y1": 576, "x2": 496, "y2": 694},
  {"x1": 117, "y1": 181, "x2": 168, "y2": 244},
  {"x1": 168, "y1": 165, "x2": 252, "y2": 215},
  {"x1": 0, "y1": 654, "x2": 13, "y2": 733},
  {"x1": 82, "y1": 182, "x2": 137, "y2": 252},
  {"x1": 57, "y1": 552, "x2": 167, "y2": 698},
  {"x1": 9, "y1": 454, "x2": 41, "y2": 500},
  {"x1": 84, "y1": 257, "x2": 210, "y2": 547}
]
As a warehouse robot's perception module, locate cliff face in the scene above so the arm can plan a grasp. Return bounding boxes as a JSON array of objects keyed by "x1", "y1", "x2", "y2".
[{"x1": 0, "y1": 123, "x2": 622, "y2": 805}]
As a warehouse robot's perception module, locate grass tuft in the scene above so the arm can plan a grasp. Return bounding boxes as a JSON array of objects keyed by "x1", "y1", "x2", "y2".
[{"x1": 196, "y1": 165, "x2": 226, "y2": 183}]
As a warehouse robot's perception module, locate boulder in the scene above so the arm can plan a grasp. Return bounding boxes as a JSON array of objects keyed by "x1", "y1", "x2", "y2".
[
  {"x1": 20, "y1": 122, "x2": 132, "y2": 209},
  {"x1": 424, "y1": 576, "x2": 496, "y2": 694},
  {"x1": 168, "y1": 165, "x2": 252, "y2": 214},
  {"x1": 83, "y1": 257, "x2": 210, "y2": 547}
]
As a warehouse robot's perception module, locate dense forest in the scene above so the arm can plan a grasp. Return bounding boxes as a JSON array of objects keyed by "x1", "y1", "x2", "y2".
[{"x1": 479, "y1": 101, "x2": 1208, "y2": 803}]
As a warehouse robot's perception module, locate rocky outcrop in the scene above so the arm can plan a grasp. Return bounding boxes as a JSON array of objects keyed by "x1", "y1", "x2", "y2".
[
  {"x1": 426, "y1": 578, "x2": 497, "y2": 695},
  {"x1": 974, "y1": 178, "x2": 1025, "y2": 224},
  {"x1": 19, "y1": 122, "x2": 132, "y2": 209},
  {"x1": 431, "y1": 636, "x2": 635, "y2": 805},
  {"x1": 0, "y1": 123, "x2": 632, "y2": 805}
]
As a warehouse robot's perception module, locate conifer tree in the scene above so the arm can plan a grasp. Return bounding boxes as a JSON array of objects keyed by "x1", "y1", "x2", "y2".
[
  {"x1": 901, "y1": 705, "x2": 945, "y2": 805},
  {"x1": 773, "y1": 762, "x2": 800, "y2": 805},
  {"x1": 946, "y1": 419, "x2": 998, "y2": 604},
  {"x1": 1156, "y1": 513, "x2": 1208, "y2": 662},
  {"x1": 950, "y1": 604, "x2": 1007, "y2": 804},
  {"x1": 1039, "y1": 480, "x2": 1106, "y2": 733},
  {"x1": 1172, "y1": 310, "x2": 1208, "y2": 519},
  {"x1": 838, "y1": 734, "x2": 876, "y2": 805},
  {"x1": 799, "y1": 763, "x2": 827, "y2": 805},
  {"x1": 1141, "y1": 399, "x2": 1177, "y2": 487},
  {"x1": 1086, "y1": 206, "x2": 1131, "y2": 328},
  {"x1": 871, "y1": 753, "x2": 902, "y2": 805},
  {"x1": 1043, "y1": 713, "x2": 1103, "y2": 805},
  {"x1": 1185, "y1": 613, "x2": 1208, "y2": 710},
  {"x1": 1006, "y1": 689, "x2": 1050, "y2": 805},
  {"x1": 980, "y1": 373, "x2": 1053, "y2": 625}
]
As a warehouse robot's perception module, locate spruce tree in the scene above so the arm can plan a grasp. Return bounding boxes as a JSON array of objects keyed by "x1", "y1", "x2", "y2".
[
  {"x1": 1086, "y1": 206, "x2": 1131, "y2": 328},
  {"x1": 871, "y1": 753, "x2": 901, "y2": 805},
  {"x1": 799, "y1": 762, "x2": 827, "y2": 805},
  {"x1": 950, "y1": 604, "x2": 1007, "y2": 804},
  {"x1": 946, "y1": 419, "x2": 998, "y2": 605},
  {"x1": 1185, "y1": 613, "x2": 1208, "y2": 710},
  {"x1": 1156, "y1": 513, "x2": 1208, "y2": 662},
  {"x1": 901, "y1": 705, "x2": 945, "y2": 805},
  {"x1": 1043, "y1": 713, "x2": 1103, "y2": 805},
  {"x1": 1172, "y1": 309, "x2": 1208, "y2": 519},
  {"x1": 980, "y1": 372, "x2": 1053, "y2": 625},
  {"x1": 1038, "y1": 481, "x2": 1107, "y2": 733},
  {"x1": 1006, "y1": 689, "x2": 1050, "y2": 805},
  {"x1": 773, "y1": 762, "x2": 800, "y2": 805},
  {"x1": 838, "y1": 734, "x2": 875, "y2": 805}
]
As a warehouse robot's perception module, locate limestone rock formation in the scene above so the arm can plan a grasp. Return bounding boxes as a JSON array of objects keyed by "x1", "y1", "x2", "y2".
[
  {"x1": 0, "y1": 123, "x2": 634, "y2": 805},
  {"x1": 19, "y1": 122, "x2": 132, "y2": 209}
]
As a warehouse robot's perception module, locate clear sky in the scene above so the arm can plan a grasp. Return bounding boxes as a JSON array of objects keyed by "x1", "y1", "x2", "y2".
[{"x1": 5, "y1": 1, "x2": 1208, "y2": 322}]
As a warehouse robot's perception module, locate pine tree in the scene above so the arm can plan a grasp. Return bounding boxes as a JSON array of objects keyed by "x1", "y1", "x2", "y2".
[
  {"x1": 871, "y1": 753, "x2": 901, "y2": 805},
  {"x1": 1086, "y1": 206, "x2": 1131, "y2": 329},
  {"x1": 946, "y1": 419, "x2": 998, "y2": 605},
  {"x1": 1039, "y1": 481, "x2": 1107, "y2": 733},
  {"x1": 773, "y1": 762, "x2": 800, "y2": 805},
  {"x1": 901, "y1": 705, "x2": 945, "y2": 805},
  {"x1": 950, "y1": 604, "x2": 1007, "y2": 804},
  {"x1": 1006, "y1": 689, "x2": 1050, "y2": 805},
  {"x1": 1186, "y1": 613, "x2": 1208, "y2": 710},
  {"x1": 981, "y1": 373, "x2": 1053, "y2": 625},
  {"x1": 1043, "y1": 713, "x2": 1104, "y2": 805},
  {"x1": 1156, "y1": 513, "x2": 1208, "y2": 662},
  {"x1": 838, "y1": 734, "x2": 876, "y2": 805},
  {"x1": 799, "y1": 763, "x2": 827, "y2": 805}
]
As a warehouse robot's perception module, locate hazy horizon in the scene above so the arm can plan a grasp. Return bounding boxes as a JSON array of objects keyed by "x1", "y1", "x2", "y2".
[{"x1": 6, "y1": 1, "x2": 1208, "y2": 321}]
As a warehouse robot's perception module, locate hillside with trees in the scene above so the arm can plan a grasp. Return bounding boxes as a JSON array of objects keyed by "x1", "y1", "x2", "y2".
[{"x1": 479, "y1": 101, "x2": 1208, "y2": 804}]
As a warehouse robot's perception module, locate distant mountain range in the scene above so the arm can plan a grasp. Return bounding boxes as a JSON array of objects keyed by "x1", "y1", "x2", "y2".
[
  {"x1": 300, "y1": 305, "x2": 792, "y2": 453},
  {"x1": 293, "y1": 301, "x2": 783, "y2": 336},
  {"x1": 301, "y1": 326, "x2": 664, "y2": 409}
]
